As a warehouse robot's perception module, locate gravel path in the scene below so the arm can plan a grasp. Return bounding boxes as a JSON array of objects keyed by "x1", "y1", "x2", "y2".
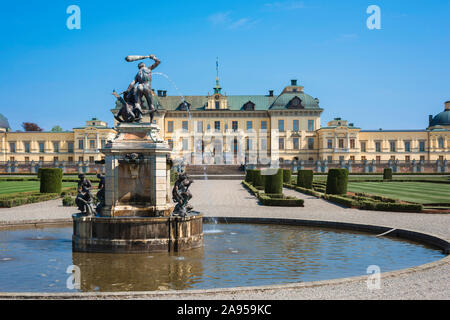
[{"x1": 0, "y1": 180, "x2": 449, "y2": 299}]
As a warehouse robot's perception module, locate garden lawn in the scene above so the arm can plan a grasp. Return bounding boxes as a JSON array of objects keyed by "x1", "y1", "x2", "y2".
[
  {"x1": 0, "y1": 181, "x2": 76, "y2": 195},
  {"x1": 347, "y1": 182, "x2": 450, "y2": 204}
]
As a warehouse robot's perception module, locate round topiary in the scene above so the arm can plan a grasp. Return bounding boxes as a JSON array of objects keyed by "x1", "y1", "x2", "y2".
[
  {"x1": 39, "y1": 168, "x2": 63, "y2": 194},
  {"x1": 326, "y1": 169, "x2": 349, "y2": 195},
  {"x1": 264, "y1": 169, "x2": 283, "y2": 195},
  {"x1": 245, "y1": 169, "x2": 258, "y2": 184},
  {"x1": 297, "y1": 170, "x2": 314, "y2": 189},
  {"x1": 383, "y1": 168, "x2": 393, "y2": 180},
  {"x1": 282, "y1": 169, "x2": 292, "y2": 184}
]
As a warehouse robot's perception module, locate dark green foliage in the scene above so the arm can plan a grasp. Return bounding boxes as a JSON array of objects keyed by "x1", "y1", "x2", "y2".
[
  {"x1": 383, "y1": 168, "x2": 393, "y2": 180},
  {"x1": 0, "y1": 192, "x2": 61, "y2": 208},
  {"x1": 170, "y1": 170, "x2": 178, "y2": 186},
  {"x1": 245, "y1": 170, "x2": 258, "y2": 183},
  {"x1": 264, "y1": 169, "x2": 283, "y2": 195},
  {"x1": 326, "y1": 169, "x2": 349, "y2": 195},
  {"x1": 39, "y1": 168, "x2": 63, "y2": 194},
  {"x1": 258, "y1": 193, "x2": 304, "y2": 207},
  {"x1": 62, "y1": 196, "x2": 76, "y2": 207},
  {"x1": 282, "y1": 169, "x2": 292, "y2": 184},
  {"x1": 297, "y1": 170, "x2": 314, "y2": 189},
  {"x1": 252, "y1": 170, "x2": 265, "y2": 188},
  {"x1": 322, "y1": 194, "x2": 357, "y2": 208}
]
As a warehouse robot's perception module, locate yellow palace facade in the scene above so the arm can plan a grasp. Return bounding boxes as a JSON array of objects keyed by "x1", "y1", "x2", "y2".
[{"x1": 1, "y1": 80, "x2": 449, "y2": 173}]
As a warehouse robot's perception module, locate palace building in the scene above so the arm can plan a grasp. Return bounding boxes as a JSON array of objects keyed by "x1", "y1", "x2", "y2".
[{"x1": 1, "y1": 79, "x2": 449, "y2": 173}]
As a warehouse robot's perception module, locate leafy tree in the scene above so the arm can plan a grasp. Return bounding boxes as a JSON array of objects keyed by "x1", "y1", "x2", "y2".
[
  {"x1": 22, "y1": 122, "x2": 43, "y2": 132},
  {"x1": 51, "y1": 125, "x2": 63, "y2": 132}
]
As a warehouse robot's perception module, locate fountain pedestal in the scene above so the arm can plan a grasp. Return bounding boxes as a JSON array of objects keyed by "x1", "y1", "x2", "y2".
[{"x1": 72, "y1": 122, "x2": 203, "y2": 253}]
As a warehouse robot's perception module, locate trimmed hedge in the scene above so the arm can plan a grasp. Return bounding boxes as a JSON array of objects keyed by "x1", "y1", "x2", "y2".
[
  {"x1": 326, "y1": 169, "x2": 349, "y2": 195},
  {"x1": 383, "y1": 168, "x2": 393, "y2": 180},
  {"x1": 297, "y1": 170, "x2": 314, "y2": 189},
  {"x1": 282, "y1": 169, "x2": 292, "y2": 184},
  {"x1": 359, "y1": 201, "x2": 423, "y2": 212},
  {"x1": 245, "y1": 169, "x2": 258, "y2": 183},
  {"x1": 243, "y1": 181, "x2": 304, "y2": 207},
  {"x1": 264, "y1": 169, "x2": 283, "y2": 195},
  {"x1": 62, "y1": 196, "x2": 76, "y2": 207},
  {"x1": 252, "y1": 170, "x2": 266, "y2": 188},
  {"x1": 322, "y1": 194, "x2": 358, "y2": 208},
  {"x1": 39, "y1": 168, "x2": 63, "y2": 194},
  {"x1": 0, "y1": 193, "x2": 61, "y2": 208}
]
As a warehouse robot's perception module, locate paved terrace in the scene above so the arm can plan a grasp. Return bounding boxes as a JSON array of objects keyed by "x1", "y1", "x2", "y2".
[{"x1": 0, "y1": 180, "x2": 449, "y2": 299}]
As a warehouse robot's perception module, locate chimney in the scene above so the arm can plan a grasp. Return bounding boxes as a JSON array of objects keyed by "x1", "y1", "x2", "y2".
[
  {"x1": 429, "y1": 115, "x2": 433, "y2": 126},
  {"x1": 157, "y1": 90, "x2": 163, "y2": 97},
  {"x1": 445, "y1": 101, "x2": 450, "y2": 111},
  {"x1": 269, "y1": 90, "x2": 274, "y2": 97},
  {"x1": 291, "y1": 79, "x2": 297, "y2": 86},
  {"x1": 162, "y1": 90, "x2": 167, "y2": 97}
]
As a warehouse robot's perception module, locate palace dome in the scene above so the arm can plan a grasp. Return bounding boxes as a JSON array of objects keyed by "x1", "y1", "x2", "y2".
[
  {"x1": 429, "y1": 102, "x2": 450, "y2": 127},
  {"x1": 0, "y1": 113, "x2": 10, "y2": 130}
]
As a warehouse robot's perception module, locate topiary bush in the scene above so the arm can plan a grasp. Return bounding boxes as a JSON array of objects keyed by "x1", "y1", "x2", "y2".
[
  {"x1": 383, "y1": 168, "x2": 393, "y2": 180},
  {"x1": 62, "y1": 196, "x2": 76, "y2": 207},
  {"x1": 245, "y1": 169, "x2": 257, "y2": 184},
  {"x1": 39, "y1": 168, "x2": 63, "y2": 194},
  {"x1": 326, "y1": 169, "x2": 349, "y2": 195},
  {"x1": 297, "y1": 170, "x2": 314, "y2": 189},
  {"x1": 282, "y1": 169, "x2": 292, "y2": 184},
  {"x1": 252, "y1": 170, "x2": 266, "y2": 188},
  {"x1": 264, "y1": 169, "x2": 283, "y2": 195}
]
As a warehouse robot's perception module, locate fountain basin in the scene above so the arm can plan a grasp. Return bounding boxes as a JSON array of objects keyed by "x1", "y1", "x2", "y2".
[{"x1": 72, "y1": 214, "x2": 203, "y2": 253}]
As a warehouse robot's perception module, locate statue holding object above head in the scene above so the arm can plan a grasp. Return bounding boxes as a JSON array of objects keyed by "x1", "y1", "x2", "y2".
[{"x1": 125, "y1": 54, "x2": 161, "y2": 124}]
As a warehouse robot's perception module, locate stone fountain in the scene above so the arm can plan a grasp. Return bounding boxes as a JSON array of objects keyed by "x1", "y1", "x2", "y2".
[{"x1": 72, "y1": 54, "x2": 203, "y2": 253}]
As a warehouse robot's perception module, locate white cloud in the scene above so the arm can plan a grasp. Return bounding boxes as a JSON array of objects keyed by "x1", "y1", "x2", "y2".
[
  {"x1": 208, "y1": 11, "x2": 232, "y2": 25},
  {"x1": 208, "y1": 12, "x2": 258, "y2": 30},
  {"x1": 263, "y1": 1, "x2": 305, "y2": 11}
]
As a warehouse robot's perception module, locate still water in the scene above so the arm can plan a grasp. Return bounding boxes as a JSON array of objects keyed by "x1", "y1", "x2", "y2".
[{"x1": 0, "y1": 223, "x2": 445, "y2": 292}]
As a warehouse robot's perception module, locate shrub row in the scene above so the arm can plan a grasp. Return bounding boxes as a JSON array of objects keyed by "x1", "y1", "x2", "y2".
[
  {"x1": 242, "y1": 181, "x2": 304, "y2": 207},
  {"x1": 359, "y1": 201, "x2": 423, "y2": 212},
  {"x1": 0, "y1": 193, "x2": 61, "y2": 208},
  {"x1": 284, "y1": 183, "x2": 323, "y2": 198}
]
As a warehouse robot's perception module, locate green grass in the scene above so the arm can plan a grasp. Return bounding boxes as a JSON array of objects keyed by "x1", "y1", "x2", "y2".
[
  {"x1": 311, "y1": 175, "x2": 450, "y2": 183},
  {"x1": 347, "y1": 182, "x2": 450, "y2": 204},
  {"x1": 0, "y1": 181, "x2": 76, "y2": 195}
]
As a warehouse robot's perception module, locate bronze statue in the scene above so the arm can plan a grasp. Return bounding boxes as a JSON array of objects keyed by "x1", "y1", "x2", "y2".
[
  {"x1": 113, "y1": 90, "x2": 142, "y2": 123},
  {"x1": 95, "y1": 173, "x2": 105, "y2": 214},
  {"x1": 75, "y1": 174, "x2": 95, "y2": 216},
  {"x1": 172, "y1": 172, "x2": 194, "y2": 217},
  {"x1": 126, "y1": 54, "x2": 161, "y2": 124}
]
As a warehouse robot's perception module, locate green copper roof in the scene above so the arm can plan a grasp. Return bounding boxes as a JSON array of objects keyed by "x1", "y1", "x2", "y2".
[
  {"x1": 430, "y1": 110, "x2": 450, "y2": 127},
  {"x1": 118, "y1": 91, "x2": 322, "y2": 111}
]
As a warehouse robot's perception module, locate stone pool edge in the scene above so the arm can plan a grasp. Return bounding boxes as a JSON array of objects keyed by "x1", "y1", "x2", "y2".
[{"x1": 0, "y1": 216, "x2": 448, "y2": 300}]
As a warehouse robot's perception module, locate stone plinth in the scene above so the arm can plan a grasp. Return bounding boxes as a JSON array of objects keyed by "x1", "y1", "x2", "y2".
[
  {"x1": 101, "y1": 123, "x2": 173, "y2": 217},
  {"x1": 72, "y1": 214, "x2": 203, "y2": 253}
]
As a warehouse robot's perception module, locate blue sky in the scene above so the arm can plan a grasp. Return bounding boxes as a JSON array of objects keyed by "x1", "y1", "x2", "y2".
[{"x1": 0, "y1": 0, "x2": 449, "y2": 131}]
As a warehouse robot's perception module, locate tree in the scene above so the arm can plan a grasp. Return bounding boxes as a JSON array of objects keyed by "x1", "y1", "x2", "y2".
[
  {"x1": 51, "y1": 125, "x2": 63, "y2": 132},
  {"x1": 22, "y1": 122, "x2": 43, "y2": 132}
]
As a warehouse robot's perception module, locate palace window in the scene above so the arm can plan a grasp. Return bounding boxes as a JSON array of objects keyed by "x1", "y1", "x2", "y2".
[
  {"x1": 9, "y1": 142, "x2": 15, "y2": 153},
  {"x1": 168, "y1": 139, "x2": 174, "y2": 149},
  {"x1": 350, "y1": 139, "x2": 355, "y2": 149},
  {"x1": 261, "y1": 121, "x2": 267, "y2": 130},
  {"x1": 89, "y1": 156, "x2": 94, "y2": 163},
  {"x1": 89, "y1": 140, "x2": 95, "y2": 150},
  {"x1": 338, "y1": 139, "x2": 344, "y2": 149},
  {"x1": 279, "y1": 137, "x2": 285, "y2": 150},
  {"x1": 404, "y1": 141, "x2": 411, "y2": 152},
  {"x1": 54, "y1": 157, "x2": 59, "y2": 162},
  {"x1": 390, "y1": 141, "x2": 396, "y2": 152},
  {"x1": 25, "y1": 157, "x2": 29, "y2": 163},
  {"x1": 78, "y1": 157, "x2": 83, "y2": 162},
  {"x1": 39, "y1": 142, "x2": 45, "y2": 153},
  {"x1": 243, "y1": 101, "x2": 255, "y2": 111},
  {"x1": 438, "y1": 137, "x2": 444, "y2": 149},
  {"x1": 53, "y1": 142, "x2": 60, "y2": 153},
  {"x1": 308, "y1": 138, "x2": 314, "y2": 150},
  {"x1": 308, "y1": 120, "x2": 315, "y2": 132},
  {"x1": 420, "y1": 156, "x2": 425, "y2": 162},
  {"x1": 78, "y1": 140, "x2": 84, "y2": 150},
  {"x1": 182, "y1": 121, "x2": 188, "y2": 132},
  {"x1": 419, "y1": 141, "x2": 426, "y2": 152},
  {"x1": 68, "y1": 157, "x2": 74, "y2": 163},
  {"x1": 405, "y1": 156, "x2": 410, "y2": 162},
  {"x1": 293, "y1": 137, "x2": 299, "y2": 150},
  {"x1": 246, "y1": 138, "x2": 252, "y2": 151},
  {"x1": 260, "y1": 138, "x2": 267, "y2": 151},
  {"x1": 182, "y1": 138, "x2": 188, "y2": 151},
  {"x1": 24, "y1": 142, "x2": 30, "y2": 153},
  {"x1": 246, "y1": 121, "x2": 253, "y2": 131},
  {"x1": 360, "y1": 141, "x2": 366, "y2": 152},
  {"x1": 375, "y1": 142, "x2": 381, "y2": 153},
  {"x1": 215, "y1": 101, "x2": 220, "y2": 109},
  {"x1": 214, "y1": 121, "x2": 220, "y2": 132},
  {"x1": 350, "y1": 156, "x2": 355, "y2": 163},
  {"x1": 327, "y1": 139, "x2": 333, "y2": 149},
  {"x1": 278, "y1": 120, "x2": 284, "y2": 132},
  {"x1": 232, "y1": 121, "x2": 238, "y2": 131},
  {"x1": 68, "y1": 142, "x2": 74, "y2": 153},
  {"x1": 293, "y1": 120, "x2": 299, "y2": 131},
  {"x1": 100, "y1": 140, "x2": 106, "y2": 149},
  {"x1": 39, "y1": 156, "x2": 44, "y2": 162},
  {"x1": 167, "y1": 121, "x2": 174, "y2": 133}
]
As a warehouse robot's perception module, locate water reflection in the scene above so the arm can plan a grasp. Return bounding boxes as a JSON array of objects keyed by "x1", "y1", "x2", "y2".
[{"x1": 72, "y1": 249, "x2": 205, "y2": 292}]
